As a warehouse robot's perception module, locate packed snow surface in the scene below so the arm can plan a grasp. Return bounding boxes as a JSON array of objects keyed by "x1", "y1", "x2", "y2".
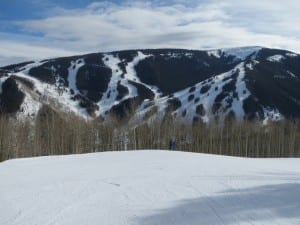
[{"x1": 0, "y1": 150, "x2": 299, "y2": 225}]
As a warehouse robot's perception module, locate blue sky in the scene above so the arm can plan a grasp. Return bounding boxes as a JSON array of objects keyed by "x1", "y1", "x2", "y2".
[
  {"x1": 1, "y1": 0, "x2": 99, "y2": 19},
  {"x1": 1, "y1": 0, "x2": 300, "y2": 66}
]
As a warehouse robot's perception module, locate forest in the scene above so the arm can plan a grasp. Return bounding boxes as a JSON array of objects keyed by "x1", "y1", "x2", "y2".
[{"x1": 1, "y1": 106, "x2": 300, "y2": 162}]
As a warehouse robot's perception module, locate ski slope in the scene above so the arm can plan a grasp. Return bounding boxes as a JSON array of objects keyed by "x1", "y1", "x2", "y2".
[{"x1": 0, "y1": 150, "x2": 299, "y2": 225}]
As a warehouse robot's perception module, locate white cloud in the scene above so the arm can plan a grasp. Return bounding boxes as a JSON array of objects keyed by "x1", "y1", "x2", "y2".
[
  {"x1": 1, "y1": 0, "x2": 300, "y2": 66},
  {"x1": 0, "y1": 38, "x2": 80, "y2": 66}
]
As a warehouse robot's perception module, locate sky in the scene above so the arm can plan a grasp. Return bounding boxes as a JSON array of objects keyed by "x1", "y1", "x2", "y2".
[{"x1": 0, "y1": 0, "x2": 300, "y2": 66}]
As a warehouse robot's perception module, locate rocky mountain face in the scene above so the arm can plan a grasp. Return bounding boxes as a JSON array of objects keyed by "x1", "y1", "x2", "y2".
[{"x1": 1, "y1": 46, "x2": 300, "y2": 123}]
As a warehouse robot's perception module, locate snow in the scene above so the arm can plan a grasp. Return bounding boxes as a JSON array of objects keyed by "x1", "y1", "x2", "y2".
[
  {"x1": 245, "y1": 60, "x2": 259, "y2": 70},
  {"x1": 222, "y1": 46, "x2": 262, "y2": 60},
  {"x1": 159, "y1": 52, "x2": 194, "y2": 59},
  {"x1": 0, "y1": 150, "x2": 299, "y2": 225},
  {"x1": 230, "y1": 63, "x2": 250, "y2": 119},
  {"x1": 207, "y1": 47, "x2": 262, "y2": 60},
  {"x1": 184, "y1": 52, "x2": 193, "y2": 58},
  {"x1": 286, "y1": 52, "x2": 298, "y2": 57},
  {"x1": 140, "y1": 62, "x2": 251, "y2": 123},
  {"x1": 267, "y1": 55, "x2": 286, "y2": 62},
  {"x1": 18, "y1": 61, "x2": 46, "y2": 75},
  {"x1": 2, "y1": 60, "x2": 92, "y2": 118},
  {"x1": 16, "y1": 89, "x2": 41, "y2": 119},
  {"x1": 68, "y1": 59, "x2": 85, "y2": 95},
  {"x1": 12, "y1": 70, "x2": 91, "y2": 118},
  {"x1": 263, "y1": 107, "x2": 283, "y2": 124},
  {"x1": 207, "y1": 49, "x2": 222, "y2": 58},
  {"x1": 287, "y1": 70, "x2": 296, "y2": 78},
  {"x1": 125, "y1": 51, "x2": 149, "y2": 81},
  {"x1": 99, "y1": 52, "x2": 160, "y2": 117},
  {"x1": 123, "y1": 51, "x2": 160, "y2": 99},
  {"x1": 1, "y1": 48, "x2": 296, "y2": 122},
  {"x1": 100, "y1": 54, "x2": 127, "y2": 116}
]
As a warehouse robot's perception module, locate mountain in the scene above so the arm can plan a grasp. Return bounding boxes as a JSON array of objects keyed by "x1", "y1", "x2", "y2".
[{"x1": 1, "y1": 46, "x2": 300, "y2": 123}]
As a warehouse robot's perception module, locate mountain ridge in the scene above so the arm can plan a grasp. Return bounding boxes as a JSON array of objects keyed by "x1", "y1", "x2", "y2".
[{"x1": 0, "y1": 46, "x2": 299, "y2": 123}]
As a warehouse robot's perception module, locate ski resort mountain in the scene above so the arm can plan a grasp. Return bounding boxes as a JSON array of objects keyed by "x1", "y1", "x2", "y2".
[{"x1": 1, "y1": 46, "x2": 300, "y2": 123}]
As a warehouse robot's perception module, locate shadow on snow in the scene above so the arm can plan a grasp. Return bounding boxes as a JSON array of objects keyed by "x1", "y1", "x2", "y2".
[{"x1": 136, "y1": 183, "x2": 300, "y2": 225}]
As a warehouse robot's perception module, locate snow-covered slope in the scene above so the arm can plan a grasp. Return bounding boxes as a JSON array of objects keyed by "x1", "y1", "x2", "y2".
[
  {"x1": 138, "y1": 62, "x2": 253, "y2": 123},
  {"x1": 0, "y1": 150, "x2": 299, "y2": 225},
  {"x1": 1, "y1": 46, "x2": 300, "y2": 122},
  {"x1": 208, "y1": 46, "x2": 262, "y2": 60}
]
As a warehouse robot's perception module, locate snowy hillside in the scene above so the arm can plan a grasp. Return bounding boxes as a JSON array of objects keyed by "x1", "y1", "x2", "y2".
[
  {"x1": 1, "y1": 46, "x2": 300, "y2": 122},
  {"x1": 0, "y1": 150, "x2": 299, "y2": 225}
]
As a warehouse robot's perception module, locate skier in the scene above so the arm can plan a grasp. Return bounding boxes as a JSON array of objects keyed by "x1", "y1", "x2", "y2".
[
  {"x1": 169, "y1": 139, "x2": 176, "y2": 150},
  {"x1": 169, "y1": 139, "x2": 172, "y2": 150},
  {"x1": 171, "y1": 140, "x2": 176, "y2": 150}
]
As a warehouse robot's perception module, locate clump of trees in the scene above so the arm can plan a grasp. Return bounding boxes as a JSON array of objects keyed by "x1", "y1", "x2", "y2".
[{"x1": 0, "y1": 108, "x2": 300, "y2": 162}]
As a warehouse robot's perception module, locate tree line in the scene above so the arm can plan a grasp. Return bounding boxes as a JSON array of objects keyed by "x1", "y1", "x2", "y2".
[{"x1": 0, "y1": 107, "x2": 300, "y2": 161}]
